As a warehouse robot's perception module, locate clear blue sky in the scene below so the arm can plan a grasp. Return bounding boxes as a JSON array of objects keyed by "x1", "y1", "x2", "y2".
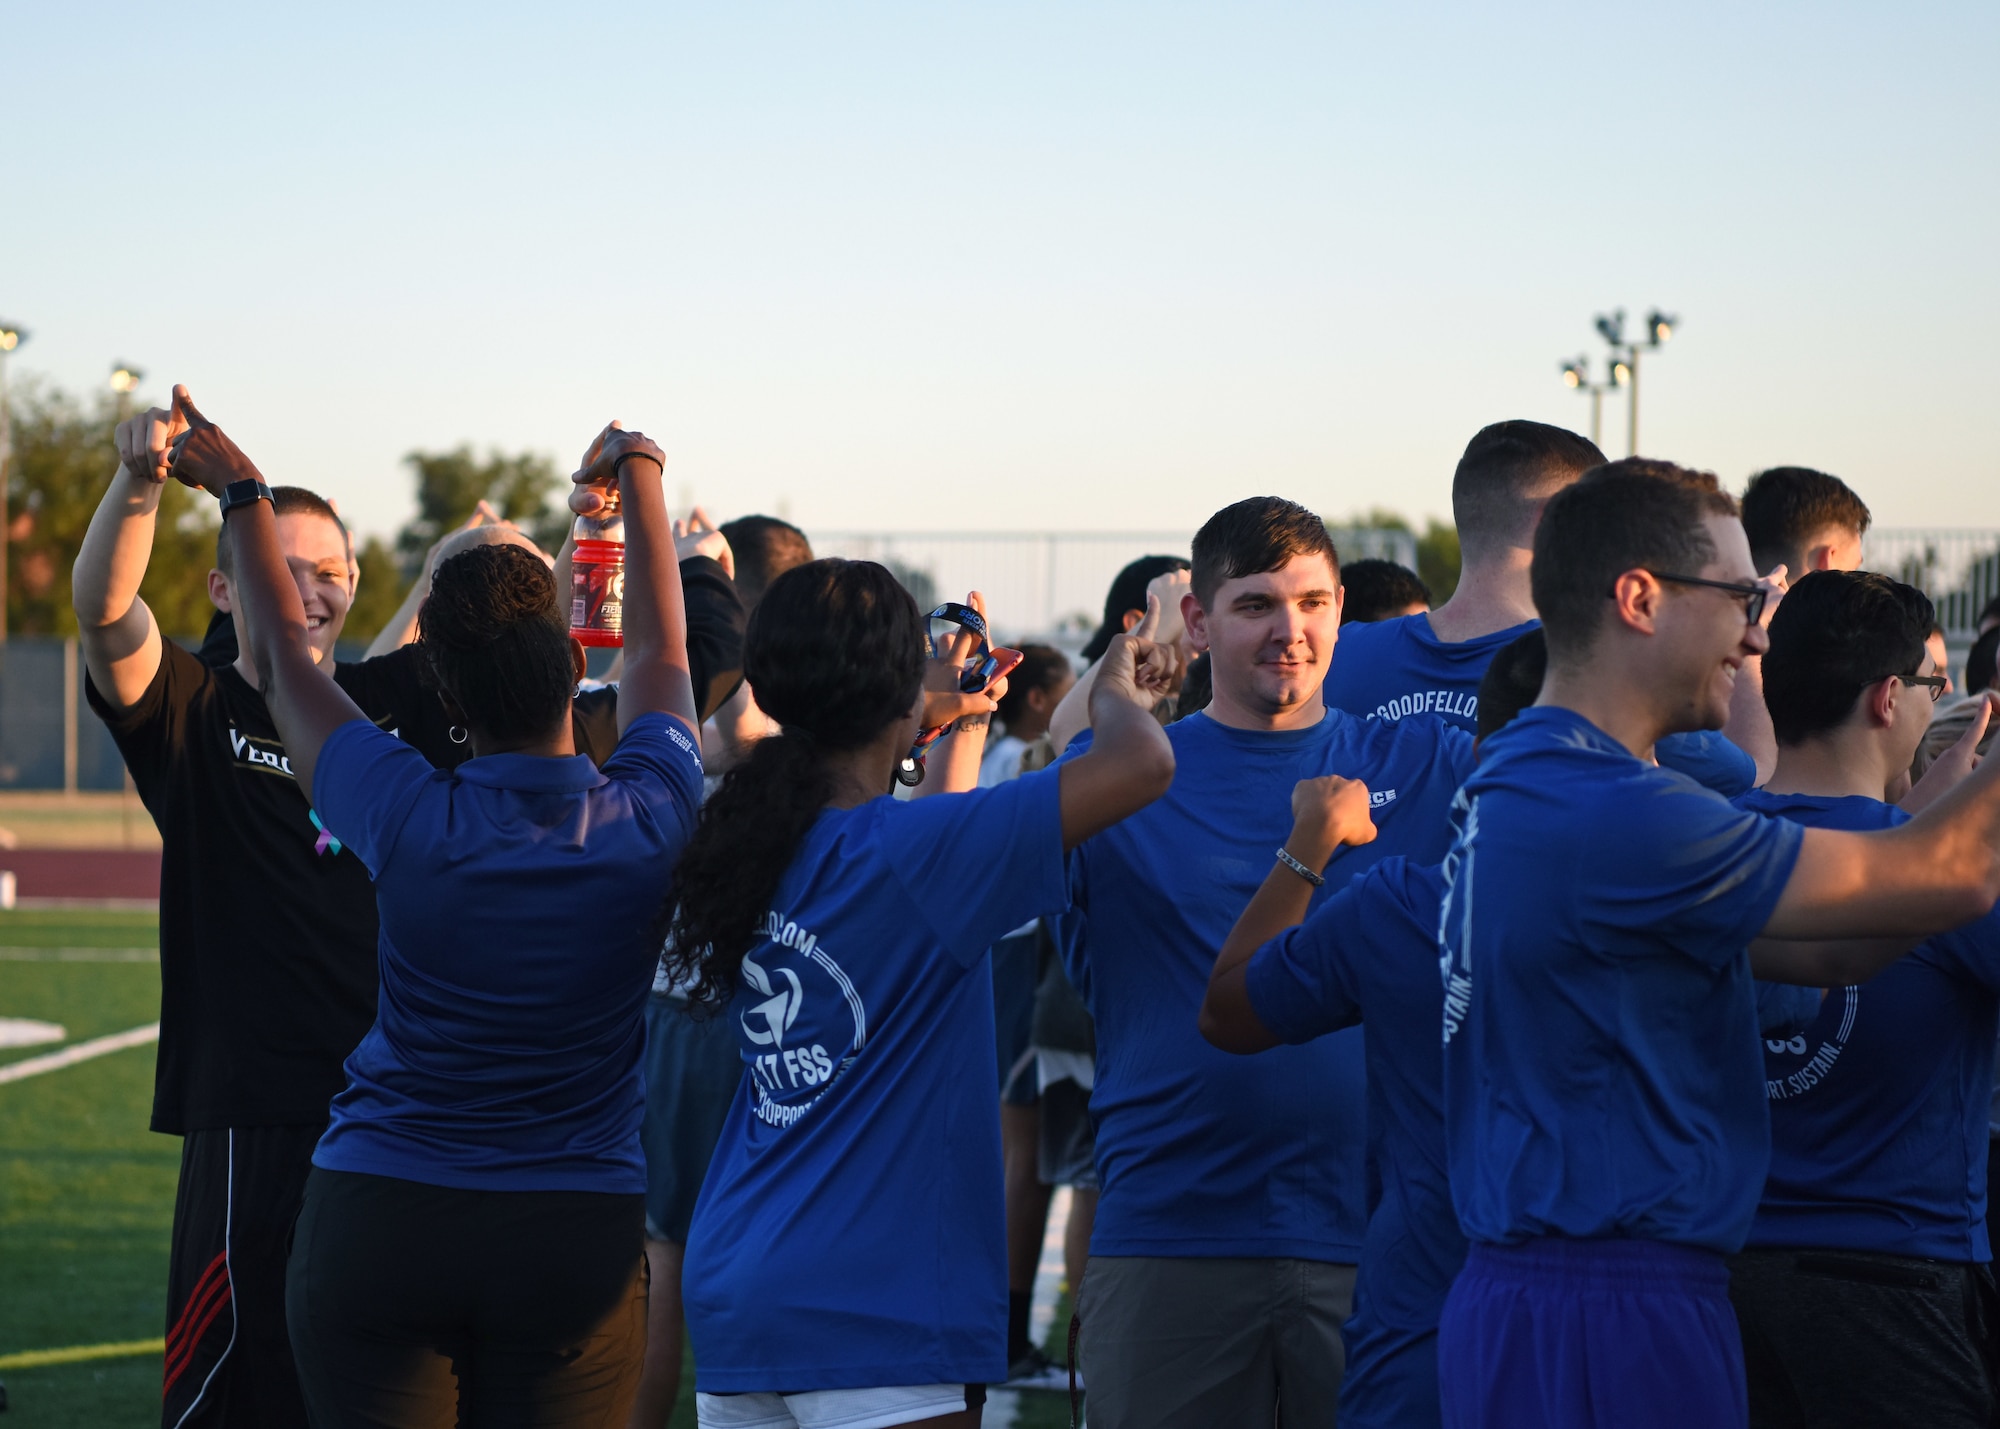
[{"x1": 6, "y1": 2, "x2": 1996, "y2": 541}]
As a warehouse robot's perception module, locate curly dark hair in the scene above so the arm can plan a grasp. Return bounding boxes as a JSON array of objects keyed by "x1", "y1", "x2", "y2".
[
  {"x1": 665, "y1": 559, "x2": 925, "y2": 1014},
  {"x1": 417, "y1": 544, "x2": 576, "y2": 743}
]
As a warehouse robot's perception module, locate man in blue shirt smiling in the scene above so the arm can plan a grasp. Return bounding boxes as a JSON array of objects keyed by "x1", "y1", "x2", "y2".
[
  {"x1": 1054, "y1": 496, "x2": 1475, "y2": 1428},
  {"x1": 1437, "y1": 459, "x2": 2000, "y2": 1429},
  {"x1": 1731, "y1": 569, "x2": 2000, "y2": 1428}
]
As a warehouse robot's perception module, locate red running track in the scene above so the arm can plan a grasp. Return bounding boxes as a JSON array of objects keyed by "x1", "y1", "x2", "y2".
[{"x1": 1, "y1": 849, "x2": 162, "y2": 901}]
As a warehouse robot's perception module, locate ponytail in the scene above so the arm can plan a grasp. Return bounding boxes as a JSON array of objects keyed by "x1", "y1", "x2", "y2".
[{"x1": 664, "y1": 558, "x2": 925, "y2": 1015}]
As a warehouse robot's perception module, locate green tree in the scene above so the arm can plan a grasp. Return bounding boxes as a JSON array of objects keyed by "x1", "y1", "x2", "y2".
[
  {"x1": 344, "y1": 534, "x2": 412, "y2": 649},
  {"x1": 394, "y1": 446, "x2": 566, "y2": 574},
  {"x1": 1341, "y1": 508, "x2": 1462, "y2": 603},
  {"x1": 6, "y1": 379, "x2": 218, "y2": 639}
]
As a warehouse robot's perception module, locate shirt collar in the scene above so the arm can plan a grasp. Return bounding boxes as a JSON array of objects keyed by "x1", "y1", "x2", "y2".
[{"x1": 453, "y1": 752, "x2": 607, "y2": 794}]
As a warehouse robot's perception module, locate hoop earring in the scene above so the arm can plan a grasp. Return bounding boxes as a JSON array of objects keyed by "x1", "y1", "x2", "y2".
[{"x1": 449, "y1": 726, "x2": 469, "y2": 745}]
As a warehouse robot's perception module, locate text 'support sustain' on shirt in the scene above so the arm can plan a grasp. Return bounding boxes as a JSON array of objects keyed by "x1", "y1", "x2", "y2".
[
  {"x1": 1322, "y1": 611, "x2": 1759, "y2": 796},
  {"x1": 1054, "y1": 708, "x2": 1474, "y2": 1263},
  {"x1": 309, "y1": 712, "x2": 703, "y2": 1194},
  {"x1": 1245, "y1": 856, "x2": 1459, "y2": 1429},
  {"x1": 1439, "y1": 707, "x2": 1804, "y2": 1254},
  {"x1": 682, "y1": 771, "x2": 1070, "y2": 1393},
  {"x1": 1739, "y1": 790, "x2": 2000, "y2": 1262}
]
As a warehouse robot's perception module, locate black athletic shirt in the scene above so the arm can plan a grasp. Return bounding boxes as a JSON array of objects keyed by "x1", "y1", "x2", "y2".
[
  {"x1": 96, "y1": 556, "x2": 743, "y2": 1134},
  {"x1": 87, "y1": 641, "x2": 461, "y2": 1134}
]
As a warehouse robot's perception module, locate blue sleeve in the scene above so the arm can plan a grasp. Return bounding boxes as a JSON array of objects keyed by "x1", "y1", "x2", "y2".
[
  {"x1": 1244, "y1": 877, "x2": 1371, "y2": 1044},
  {"x1": 1578, "y1": 782, "x2": 1805, "y2": 971},
  {"x1": 1657, "y1": 730, "x2": 1757, "y2": 797},
  {"x1": 1755, "y1": 982, "x2": 1823, "y2": 1037},
  {"x1": 312, "y1": 719, "x2": 437, "y2": 878},
  {"x1": 881, "y1": 767, "x2": 1070, "y2": 969},
  {"x1": 1919, "y1": 909, "x2": 2000, "y2": 997},
  {"x1": 600, "y1": 712, "x2": 705, "y2": 843}
]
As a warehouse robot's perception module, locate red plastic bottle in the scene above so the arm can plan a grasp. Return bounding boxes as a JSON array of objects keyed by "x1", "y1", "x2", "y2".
[{"x1": 569, "y1": 486, "x2": 626, "y2": 647}]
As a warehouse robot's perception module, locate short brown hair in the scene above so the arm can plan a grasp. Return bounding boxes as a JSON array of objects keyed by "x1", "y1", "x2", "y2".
[
  {"x1": 1741, "y1": 467, "x2": 1870, "y2": 577},
  {"x1": 215, "y1": 486, "x2": 347, "y2": 577},
  {"x1": 1531, "y1": 459, "x2": 1740, "y2": 659},
  {"x1": 1190, "y1": 497, "x2": 1338, "y2": 607},
  {"x1": 1453, "y1": 420, "x2": 1604, "y2": 559}
]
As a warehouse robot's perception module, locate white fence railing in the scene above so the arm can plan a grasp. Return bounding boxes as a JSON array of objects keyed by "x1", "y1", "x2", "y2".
[{"x1": 812, "y1": 527, "x2": 1420, "y2": 645}]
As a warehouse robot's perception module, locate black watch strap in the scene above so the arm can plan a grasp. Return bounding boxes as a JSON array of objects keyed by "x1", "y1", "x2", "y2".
[{"x1": 219, "y1": 479, "x2": 274, "y2": 513}]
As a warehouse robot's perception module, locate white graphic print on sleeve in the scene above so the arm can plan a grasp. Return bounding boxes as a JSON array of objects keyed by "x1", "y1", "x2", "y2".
[{"x1": 741, "y1": 911, "x2": 867, "y2": 1130}]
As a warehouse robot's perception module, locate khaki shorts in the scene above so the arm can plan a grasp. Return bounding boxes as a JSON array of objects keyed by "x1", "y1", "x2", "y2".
[{"x1": 1076, "y1": 1254, "x2": 1356, "y2": 1428}]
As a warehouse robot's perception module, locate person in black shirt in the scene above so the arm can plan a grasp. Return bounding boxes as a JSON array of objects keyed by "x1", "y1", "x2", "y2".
[{"x1": 73, "y1": 401, "x2": 745, "y2": 1428}]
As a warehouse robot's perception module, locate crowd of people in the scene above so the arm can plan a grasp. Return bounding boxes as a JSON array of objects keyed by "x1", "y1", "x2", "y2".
[{"x1": 69, "y1": 388, "x2": 2000, "y2": 1429}]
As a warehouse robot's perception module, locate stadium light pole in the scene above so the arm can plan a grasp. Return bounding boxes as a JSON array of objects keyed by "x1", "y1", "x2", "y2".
[
  {"x1": 1591, "y1": 308, "x2": 1677, "y2": 456},
  {"x1": 110, "y1": 362, "x2": 144, "y2": 420},
  {"x1": 1559, "y1": 357, "x2": 1610, "y2": 449},
  {"x1": 0, "y1": 322, "x2": 25, "y2": 644}
]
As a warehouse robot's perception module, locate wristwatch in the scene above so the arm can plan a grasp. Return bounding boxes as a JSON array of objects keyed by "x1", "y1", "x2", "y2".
[{"x1": 218, "y1": 479, "x2": 274, "y2": 514}]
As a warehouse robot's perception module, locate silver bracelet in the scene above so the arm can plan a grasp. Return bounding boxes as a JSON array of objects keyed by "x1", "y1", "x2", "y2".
[{"x1": 1275, "y1": 846, "x2": 1324, "y2": 887}]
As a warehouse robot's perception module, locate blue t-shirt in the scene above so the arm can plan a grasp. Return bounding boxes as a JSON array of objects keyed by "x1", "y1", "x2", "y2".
[
  {"x1": 1323, "y1": 611, "x2": 1757, "y2": 795},
  {"x1": 1439, "y1": 707, "x2": 1804, "y2": 1253},
  {"x1": 1055, "y1": 707, "x2": 1474, "y2": 1261},
  {"x1": 682, "y1": 771, "x2": 1068, "y2": 1392},
  {"x1": 1739, "y1": 789, "x2": 2000, "y2": 1262},
  {"x1": 1246, "y1": 856, "x2": 1459, "y2": 1429},
  {"x1": 311, "y1": 712, "x2": 703, "y2": 1193},
  {"x1": 1324, "y1": 613, "x2": 1536, "y2": 732}
]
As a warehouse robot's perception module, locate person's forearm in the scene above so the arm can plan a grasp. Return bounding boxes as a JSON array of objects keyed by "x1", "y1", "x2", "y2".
[
  {"x1": 612, "y1": 458, "x2": 695, "y2": 737},
  {"x1": 1726, "y1": 655, "x2": 1778, "y2": 787},
  {"x1": 73, "y1": 468, "x2": 164, "y2": 629},
  {"x1": 363, "y1": 572, "x2": 429, "y2": 658},
  {"x1": 225, "y1": 501, "x2": 318, "y2": 692},
  {"x1": 914, "y1": 718, "x2": 988, "y2": 796},
  {"x1": 1749, "y1": 934, "x2": 1917, "y2": 988},
  {"x1": 1048, "y1": 656, "x2": 1105, "y2": 754}
]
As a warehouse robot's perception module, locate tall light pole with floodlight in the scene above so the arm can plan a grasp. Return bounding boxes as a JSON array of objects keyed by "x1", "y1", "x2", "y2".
[
  {"x1": 1588, "y1": 308, "x2": 1677, "y2": 456},
  {"x1": 1559, "y1": 356, "x2": 1612, "y2": 449},
  {"x1": 0, "y1": 322, "x2": 25, "y2": 644},
  {"x1": 110, "y1": 363, "x2": 144, "y2": 421}
]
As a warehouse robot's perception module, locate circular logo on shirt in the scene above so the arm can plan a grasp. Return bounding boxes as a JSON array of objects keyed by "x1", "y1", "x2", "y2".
[
  {"x1": 1763, "y1": 986, "x2": 1859, "y2": 1101},
  {"x1": 739, "y1": 912, "x2": 866, "y2": 1130}
]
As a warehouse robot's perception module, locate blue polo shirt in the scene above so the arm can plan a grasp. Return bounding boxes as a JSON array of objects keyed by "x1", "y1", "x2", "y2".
[
  {"x1": 683, "y1": 770, "x2": 1069, "y2": 1392},
  {"x1": 1740, "y1": 789, "x2": 2000, "y2": 1262},
  {"x1": 1440, "y1": 707, "x2": 1803, "y2": 1253},
  {"x1": 1055, "y1": 707, "x2": 1474, "y2": 1261},
  {"x1": 1246, "y1": 856, "x2": 1458, "y2": 1429},
  {"x1": 1322, "y1": 611, "x2": 1757, "y2": 794},
  {"x1": 310, "y1": 711, "x2": 703, "y2": 1193}
]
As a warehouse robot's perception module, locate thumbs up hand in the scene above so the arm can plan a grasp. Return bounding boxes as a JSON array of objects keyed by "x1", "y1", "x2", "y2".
[{"x1": 163, "y1": 385, "x2": 265, "y2": 496}]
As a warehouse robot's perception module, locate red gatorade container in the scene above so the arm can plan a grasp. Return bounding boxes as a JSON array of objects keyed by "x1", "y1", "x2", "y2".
[{"x1": 569, "y1": 488, "x2": 626, "y2": 648}]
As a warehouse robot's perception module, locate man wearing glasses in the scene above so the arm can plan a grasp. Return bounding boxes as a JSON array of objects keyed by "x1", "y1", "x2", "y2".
[
  {"x1": 1436, "y1": 460, "x2": 2000, "y2": 1429},
  {"x1": 1727, "y1": 570, "x2": 2000, "y2": 1428}
]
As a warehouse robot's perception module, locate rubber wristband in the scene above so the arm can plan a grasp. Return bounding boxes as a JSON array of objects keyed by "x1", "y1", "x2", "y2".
[
  {"x1": 611, "y1": 450, "x2": 662, "y2": 482},
  {"x1": 1275, "y1": 846, "x2": 1325, "y2": 887}
]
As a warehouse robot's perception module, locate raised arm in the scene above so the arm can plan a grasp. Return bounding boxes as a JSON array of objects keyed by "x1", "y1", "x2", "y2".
[
  {"x1": 71, "y1": 406, "x2": 188, "y2": 708},
  {"x1": 363, "y1": 504, "x2": 545, "y2": 657},
  {"x1": 1056, "y1": 631, "x2": 1177, "y2": 849},
  {"x1": 568, "y1": 423, "x2": 696, "y2": 740},
  {"x1": 1200, "y1": 775, "x2": 1377, "y2": 1053},
  {"x1": 1757, "y1": 741, "x2": 2000, "y2": 973},
  {"x1": 164, "y1": 387, "x2": 365, "y2": 798}
]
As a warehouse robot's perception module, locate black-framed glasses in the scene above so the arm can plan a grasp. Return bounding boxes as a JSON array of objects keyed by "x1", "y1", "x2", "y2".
[
  {"x1": 1625, "y1": 571, "x2": 1769, "y2": 625},
  {"x1": 1886, "y1": 673, "x2": 1949, "y2": 703}
]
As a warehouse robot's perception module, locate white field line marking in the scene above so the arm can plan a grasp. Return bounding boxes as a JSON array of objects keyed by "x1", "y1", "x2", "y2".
[
  {"x1": 0, "y1": 946, "x2": 159, "y2": 961},
  {"x1": 0, "y1": 1023, "x2": 159, "y2": 1085}
]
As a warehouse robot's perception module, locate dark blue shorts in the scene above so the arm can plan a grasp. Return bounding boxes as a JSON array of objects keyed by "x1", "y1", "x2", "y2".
[
  {"x1": 1438, "y1": 1237, "x2": 1746, "y2": 1429},
  {"x1": 639, "y1": 994, "x2": 744, "y2": 1245}
]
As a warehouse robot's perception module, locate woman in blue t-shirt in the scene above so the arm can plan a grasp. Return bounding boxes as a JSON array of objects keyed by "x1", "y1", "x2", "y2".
[
  {"x1": 168, "y1": 391, "x2": 704, "y2": 1426},
  {"x1": 665, "y1": 559, "x2": 1176, "y2": 1429}
]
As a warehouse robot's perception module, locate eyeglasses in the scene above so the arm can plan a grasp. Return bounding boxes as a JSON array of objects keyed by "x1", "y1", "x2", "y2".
[
  {"x1": 1619, "y1": 571, "x2": 1769, "y2": 626},
  {"x1": 1886, "y1": 673, "x2": 1949, "y2": 703}
]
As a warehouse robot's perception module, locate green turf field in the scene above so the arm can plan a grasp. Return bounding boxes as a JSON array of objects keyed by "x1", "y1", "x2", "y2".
[{"x1": 0, "y1": 907, "x2": 1078, "y2": 1428}]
